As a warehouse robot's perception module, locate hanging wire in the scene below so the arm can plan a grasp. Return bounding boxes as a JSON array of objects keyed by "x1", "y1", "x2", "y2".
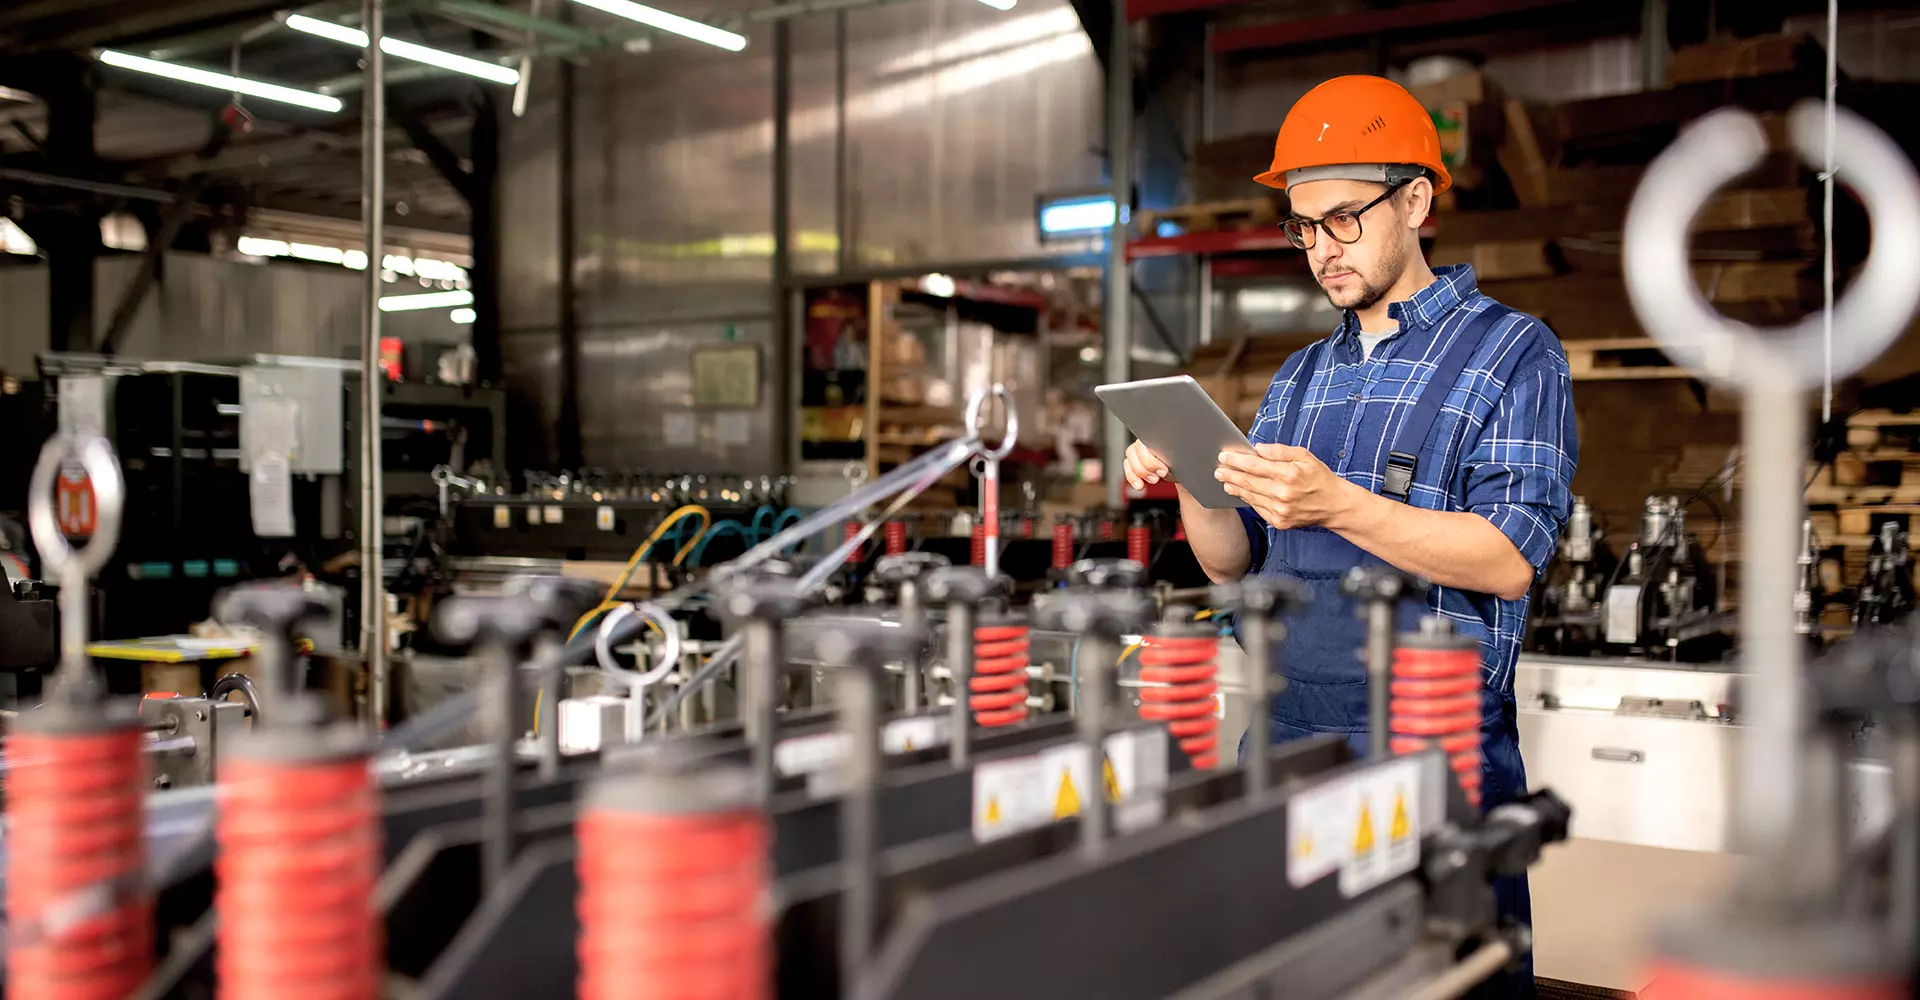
[{"x1": 1822, "y1": 0, "x2": 1840, "y2": 422}]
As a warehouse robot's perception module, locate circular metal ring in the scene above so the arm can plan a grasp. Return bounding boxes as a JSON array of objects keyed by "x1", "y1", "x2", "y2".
[
  {"x1": 962, "y1": 383, "x2": 1018, "y2": 460},
  {"x1": 28, "y1": 433, "x2": 124, "y2": 580},
  {"x1": 843, "y1": 459, "x2": 869, "y2": 489},
  {"x1": 595, "y1": 601, "x2": 682, "y2": 691},
  {"x1": 1623, "y1": 101, "x2": 1920, "y2": 390}
]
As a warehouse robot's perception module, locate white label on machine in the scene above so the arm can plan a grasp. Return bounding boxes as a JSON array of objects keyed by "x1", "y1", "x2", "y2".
[
  {"x1": 774, "y1": 732, "x2": 843, "y2": 777},
  {"x1": 249, "y1": 454, "x2": 295, "y2": 538},
  {"x1": 596, "y1": 506, "x2": 615, "y2": 531},
  {"x1": 881, "y1": 715, "x2": 947, "y2": 755},
  {"x1": 493, "y1": 505, "x2": 511, "y2": 528},
  {"x1": 971, "y1": 753, "x2": 1052, "y2": 842},
  {"x1": 970, "y1": 728, "x2": 1172, "y2": 843},
  {"x1": 525, "y1": 506, "x2": 540, "y2": 526},
  {"x1": 1287, "y1": 756, "x2": 1429, "y2": 897},
  {"x1": 774, "y1": 716, "x2": 955, "y2": 779},
  {"x1": 543, "y1": 505, "x2": 564, "y2": 525}
]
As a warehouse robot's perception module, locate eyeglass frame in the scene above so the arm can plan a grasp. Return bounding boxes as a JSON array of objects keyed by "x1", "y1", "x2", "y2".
[{"x1": 1280, "y1": 178, "x2": 1412, "y2": 250}]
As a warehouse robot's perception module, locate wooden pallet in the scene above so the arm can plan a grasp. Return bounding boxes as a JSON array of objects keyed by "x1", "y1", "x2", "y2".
[
  {"x1": 1560, "y1": 337, "x2": 1692, "y2": 381},
  {"x1": 1136, "y1": 197, "x2": 1280, "y2": 236}
]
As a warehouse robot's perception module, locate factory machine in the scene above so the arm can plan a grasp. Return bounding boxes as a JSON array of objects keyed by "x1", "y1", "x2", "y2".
[{"x1": 7, "y1": 98, "x2": 1920, "y2": 1000}]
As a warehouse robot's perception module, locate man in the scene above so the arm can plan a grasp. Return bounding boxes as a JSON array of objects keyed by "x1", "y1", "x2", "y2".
[{"x1": 1123, "y1": 74, "x2": 1576, "y2": 998}]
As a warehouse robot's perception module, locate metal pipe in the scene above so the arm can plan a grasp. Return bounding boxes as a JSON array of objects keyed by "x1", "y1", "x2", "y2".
[
  {"x1": 945, "y1": 601, "x2": 975, "y2": 768},
  {"x1": 359, "y1": 0, "x2": 389, "y2": 731},
  {"x1": 1240, "y1": 615, "x2": 1273, "y2": 798},
  {"x1": 1076, "y1": 638, "x2": 1111, "y2": 859},
  {"x1": 1399, "y1": 940, "x2": 1515, "y2": 1000},
  {"x1": 1100, "y1": 0, "x2": 1132, "y2": 509},
  {"x1": 0, "y1": 167, "x2": 174, "y2": 202},
  {"x1": 1363, "y1": 598, "x2": 1393, "y2": 760},
  {"x1": 833, "y1": 9, "x2": 849, "y2": 273},
  {"x1": 555, "y1": 17, "x2": 582, "y2": 470},
  {"x1": 771, "y1": 18, "x2": 794, "y2": 470},
  {"x1": 836, "y1": 661, "x2": 881, "y2": 989},
  {"x1": 1739, "y1": 390, "x2": 1804, "y2": 864},
  {"x1": 536, "y1": 635, "x2": 562, "y2": 780}
]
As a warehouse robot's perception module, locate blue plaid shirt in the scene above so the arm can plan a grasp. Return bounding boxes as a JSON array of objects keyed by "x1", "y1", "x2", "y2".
[{"x1": 1238, "y1": 264, "x2": 1577, "y2": 696}]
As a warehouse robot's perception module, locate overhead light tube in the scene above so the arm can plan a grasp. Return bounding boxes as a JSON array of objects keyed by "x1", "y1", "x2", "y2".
[
  {"x1": 567, "y1": 0, "x2": 748, "y2": 52},
  {"x1": 283, "y1": 14, "x2": 522, "y2": 85},
  {"x1": 379, "y1": 290, "x2": 475, "y2": 312},
  {"x1": 96, "y1": 50, "x2": 344, "y2": 112}
]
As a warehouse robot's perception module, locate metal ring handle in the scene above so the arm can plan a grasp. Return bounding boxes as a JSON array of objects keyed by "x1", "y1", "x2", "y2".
[
  {"x1": 1623, "y1": 100, "x2": 1920, "y2": 390},
  {"x1": 962, "y1": 383, "x2": 1018, "y2": 460},
  {"x1": 28, "y1": 433, "x2": 125, "y2": 580},
  {"x1": 595, "y1": 601, "x2": 682, "y2": 691}
]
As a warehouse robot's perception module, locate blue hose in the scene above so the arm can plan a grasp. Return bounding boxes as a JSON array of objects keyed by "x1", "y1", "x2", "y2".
[
  {"x1": 686, "y1": 521, "x2": 749, "y2": 568},
  {"x1": 749, "y1": 505, "x2": 777, "y2": 543}
]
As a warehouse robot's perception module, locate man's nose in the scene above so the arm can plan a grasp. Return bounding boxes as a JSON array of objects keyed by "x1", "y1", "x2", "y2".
[{"x1": 1310, "y1": 235, "x2": 1342, "y2": 268}]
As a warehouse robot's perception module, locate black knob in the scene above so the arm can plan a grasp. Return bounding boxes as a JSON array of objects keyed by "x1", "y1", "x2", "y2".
[
  {"x1": 215, "y1": 581, "x2": 329, "y2": 638},
  {"x1": 813, "y1": 617, "x2": 928, "y2": 671},
  {"x1": 925, "y1": 566, "x2": 999, "y2": 606},
  {"x1": 872, "y1": 552, "x2": 951, "y2": 587},
  {"x1": 1340, "y1": 566, "x2": 1427, "y2": 603},
  {"x1": 1035, "y1": 589, "x2": 1155, "y2": 638},
  {"x1": 1209, "y1": 577, "x2": 1312, "y2": 619},
  {"x1": 715, "y1": 575, "x2": 815, "y2": 622},
  {"x1": 1068, "y1": 558, "x2": 1147, "y2": 591}
]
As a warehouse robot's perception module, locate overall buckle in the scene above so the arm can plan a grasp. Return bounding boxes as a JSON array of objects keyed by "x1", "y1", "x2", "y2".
[{"x1": 1383, "y1": 451, "x2": 1417, "y2": 501}]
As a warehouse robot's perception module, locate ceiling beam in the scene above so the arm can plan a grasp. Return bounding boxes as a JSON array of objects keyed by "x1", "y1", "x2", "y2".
[{"x1": 1210, "y1": 0, "x2": 1582, "y2": 54}]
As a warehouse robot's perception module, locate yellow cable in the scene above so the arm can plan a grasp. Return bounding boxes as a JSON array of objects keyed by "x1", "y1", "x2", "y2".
[{"x1": 1117, "y1": 640, "x2": 1144, "y2": 667}]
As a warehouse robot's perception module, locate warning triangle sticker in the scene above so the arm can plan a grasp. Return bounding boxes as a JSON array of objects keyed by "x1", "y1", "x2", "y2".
[
  {"x1": 1390, "y1": 790, "x2": 1411, "y2": 842},
  {"x1": 1053, "y1": 769, "x2": 1082, "y2": 819},
  {"x1": 1102, "y1": 756, "x2": 1122, "y2": 803},
  {"x1": 1354, "y1": 801, "x2": 1375, "y2": 854},
  {"x1": 984, "y1": 794, "x2": 1002, "y2": 826}
]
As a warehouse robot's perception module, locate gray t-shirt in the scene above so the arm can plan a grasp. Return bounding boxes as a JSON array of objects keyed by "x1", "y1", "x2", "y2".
[{"x1": 1357, "y1": 329, "x2": 1392, "y2": 361}]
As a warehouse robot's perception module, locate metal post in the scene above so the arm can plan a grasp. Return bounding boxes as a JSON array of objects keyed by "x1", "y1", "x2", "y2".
[
  {"x1": 1363, "y1": 599, "x2": 1393, "y2": 760},
  {"x1": 1640, "y1": 0, "x2": 1669, "y2": 91},
  {"x1": 1101, "y1": 0, "x2": 1132, "y2": 509},
  {"x1": 946, "y1": 601, "x2": 975, "y2": 767},
  {"x1": 536, "y1": 636, "x2": 561, "y2": 780},
  {"x1": 743, "y1": 618, "x2": 782, "y2": 800},
  {"x1": 772, "y1": 19, "x2": 795, "y2": 469},
  {"x1": 1739, "y1": 388, "x2": 1806, "y2": 864},
  {"x1": 837, "y1": 663, "x2": 881, "y2": 989},
  {"x1": 1076, "y1": 639, "x2": 1110, "y2": 859},
  {"x1": 833, "y1": 10, "x2": 850, "y2": 273},
  {"x1": 1240, "y1": 616, "x2": 1272, "y2": 797},
  {"x1": 482, "y1": 641, "x2": 517, "y2": 888},
  {"x1": 555, "y1": 26, "x2": 582, "y2": 470},
  {"x1": 359, "y1": 0, "x2": 389, "y2": 730},
  {"x1": 1197, "y1": 25, "x2": 1215, "y2": 349},
  {"x1": 898, "y1": 580, "x2": 924, "y2": 710}
]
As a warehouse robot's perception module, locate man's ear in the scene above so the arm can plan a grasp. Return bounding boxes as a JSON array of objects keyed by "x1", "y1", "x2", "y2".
[{"x1": 1402, "y1": 176, "x2": 1434, "y2": 231}]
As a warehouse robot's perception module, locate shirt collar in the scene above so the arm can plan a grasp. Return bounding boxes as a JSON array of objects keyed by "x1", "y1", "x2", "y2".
[{"x1": 1335, "y1": 263, "x2": 1479, "y2": 344}]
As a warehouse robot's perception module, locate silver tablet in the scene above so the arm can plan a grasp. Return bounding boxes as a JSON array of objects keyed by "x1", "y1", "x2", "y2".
[{"x1": 1095, "y1": 374, "x2": 1256, "y2": 510}]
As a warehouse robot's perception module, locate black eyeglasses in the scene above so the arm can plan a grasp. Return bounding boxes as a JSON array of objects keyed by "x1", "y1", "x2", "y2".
[{"x1": 1280, "y1": 179, "x2": 1410, "y2": 250}]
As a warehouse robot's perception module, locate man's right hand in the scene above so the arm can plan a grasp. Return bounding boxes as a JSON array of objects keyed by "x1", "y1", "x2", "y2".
[{"x1": 1123, "y1": 440, "x2": 1172, "y2": 491}]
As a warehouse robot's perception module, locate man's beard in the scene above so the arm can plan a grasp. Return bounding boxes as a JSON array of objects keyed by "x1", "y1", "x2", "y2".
[{"x1": 1317, "y1": 242, "x2": 1403, "y2": 312}]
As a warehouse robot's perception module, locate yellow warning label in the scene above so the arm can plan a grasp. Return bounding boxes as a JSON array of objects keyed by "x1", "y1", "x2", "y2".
[
  {"x1": 984, "y1": 794, "x2": 1002, "y2": 826},
  {"x1": 1102, "y1": 756, "x2": 1122, "y2": 803},
  {"x1": 1390, "y1": 790, "x2": 1411, "y2": 842},
  {"x1": 1354, "y1": 801, "x2": 1376, "y2": 854},
  {"x1": 1295, "y1": 833, "x2": 1314, "y2": 861},
  {"x1": 1054, "y1": 770, "x2": 1083, "y2": 819},
  {"x1": 903, "y1": 736, "x2": 916, "y2": 752}
]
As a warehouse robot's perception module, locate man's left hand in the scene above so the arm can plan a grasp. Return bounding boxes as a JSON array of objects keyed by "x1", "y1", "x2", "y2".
[{"x1": 1215, "y1": 444, "x2": 1362, "y2": 530}]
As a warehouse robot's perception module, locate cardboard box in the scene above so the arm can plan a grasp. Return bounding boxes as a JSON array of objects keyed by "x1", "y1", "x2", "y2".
[
  {"x1": 1839, "y1": 507, "x2": 1873, "y2": 536},
  {"x1": 1667, "y1": 34, "x2": 1816, "y2": 86},
  {"x1": 1430, "y1": 239, "x2": 1556, "y2": 281}
]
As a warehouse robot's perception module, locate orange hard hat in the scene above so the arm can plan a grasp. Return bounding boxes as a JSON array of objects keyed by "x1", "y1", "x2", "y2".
[{"x1": 1253, "y1": 75, "x2": 1452, "y2": 194}]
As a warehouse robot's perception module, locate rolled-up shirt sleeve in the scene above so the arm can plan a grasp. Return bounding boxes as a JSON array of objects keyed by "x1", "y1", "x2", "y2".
[
  {"x1": 1238, "y1": 507, "x2": 1269, "y2": 569},
  {"x1": 1461, "y1": 356, "x2": 1578, "y2": 575}
]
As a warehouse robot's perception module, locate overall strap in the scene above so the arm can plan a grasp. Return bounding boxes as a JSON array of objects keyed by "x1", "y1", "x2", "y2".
[
  {"x1": 1381, "y1": 305, "x2": 1510, "y2": 503},
  {"x1": 1274, "y1": 339, "x2": 1330, "y2": 448}
]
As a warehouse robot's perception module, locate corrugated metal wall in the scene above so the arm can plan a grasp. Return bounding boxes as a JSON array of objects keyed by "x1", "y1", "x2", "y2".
[{"x1": 497, "y1": 0, "x2": 1104, "y2": 473}]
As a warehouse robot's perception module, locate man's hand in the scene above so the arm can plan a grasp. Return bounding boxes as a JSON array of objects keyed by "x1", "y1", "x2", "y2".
[
  {"x1": 1215, "y1": 444, "x2": 1364, "y2": 530},
  {"x1": 1123, "y1": 440, "x2": 1173, "y2": 491}
]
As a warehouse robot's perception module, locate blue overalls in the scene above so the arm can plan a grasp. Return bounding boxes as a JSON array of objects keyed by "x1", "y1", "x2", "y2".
[{"x1": 1240, "y1": 304, "x2": 1535, "y2": 999}]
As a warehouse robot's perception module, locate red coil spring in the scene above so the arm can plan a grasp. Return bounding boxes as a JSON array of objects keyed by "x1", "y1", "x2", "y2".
[
  {"x1": 1051, "y1": 521, "x2": 1073, "y2": 571},
  {"x1": 1389, "y1": 644, "x2": 1484, "y2": 807},
  {"x1": 217, "y1": 751, "x2": 381, "y2": 1000},
  {"x1": 1138, "y1": 633, "x2": 1221, "y2": 769},
  {"x1": 843, "y1": 521, "x2": 862, "y2": 566},
  {"x1": 1098, "y1": 518, "x2": 1116, "y2": 541},
  {"x1": 5, "y1": 725, "x2": 151, "y2": 1000},
  {"x1": 970, "y1": 622, "x2": 1031, "y2": 727},
  {"x1": 1127, "y1": 523, "x2": 1150, "y2": 567},
  {"x1": 883, "y1": 520, "x2": 907, "y2": 556},
  {"x1": 1019, "y1": 516, "x2": 1035, "y2": 539},
  {"x1": 578, "y1": 789, "x2": 770, "y2": 1000},
  {"x1": 970, "y1": 523, "x2": 986, "y2": 567}
]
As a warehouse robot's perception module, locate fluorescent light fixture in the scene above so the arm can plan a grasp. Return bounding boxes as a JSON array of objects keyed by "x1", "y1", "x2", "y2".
[
  {"x1": 412, "y1": 257, "x2": 467, "y2": 282},
  {"x1": 567, "y1": 0, "x2": 747, "y2": 51},
  {"x1": 96, "y1": 50, "x2": 343, "y2": 113},
  {"x1": 379, "y1": 290, "x2": 474, "y2": 312},
  {"x1": 1038, "y1": 195, "x2": 1116, "y2": 238},
  {"x1": 283, "y1": 14, "x2": 521, "y2": 86},
  {"x1": 344, "y1": 249, "x2": 368, "y2": 270},
  {"x1": 976, "y1": 0, "x2": 1017, "y2": 10},
  {"x1": 921, "y1": 273, "x2": 957, "y2": 298},
  {"x1": 0, "y1": 219, "x2": 37, "y2": 256},
  {"x1": 382, "y1": 254, "x2": 415, "y2": 276},
  {"x1": 236, "y1": 236, "x2": 290, "y2": 257},
  {"x1": 450, "y1": 307, "x2": 477, "y2": 324},
  {"x1": 289, "y1": 242, "x2": 346, "y2": 264}
]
